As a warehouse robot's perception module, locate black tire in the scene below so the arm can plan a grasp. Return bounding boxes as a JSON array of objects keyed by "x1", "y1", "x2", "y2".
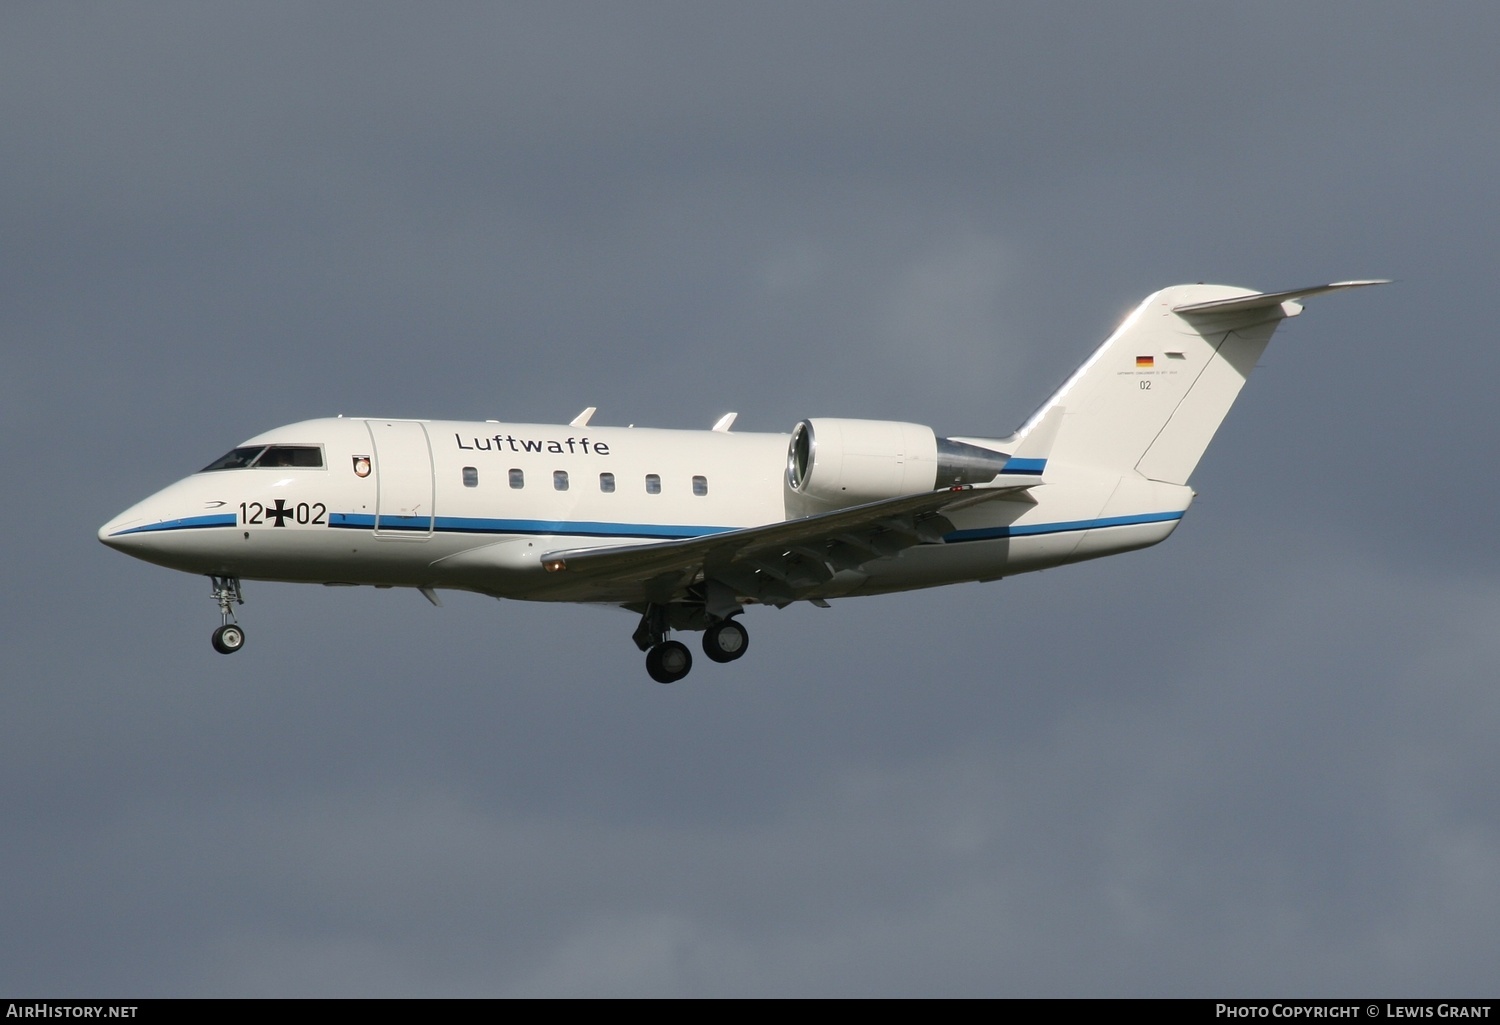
[
  {"x1": 211, "y1": 623, "x2": 246, "y2": 655},
  {"x1": 702, "y1": 620, "x2": 749, "y2": 663},
  {"x1": 645, "y1": 640, "x2": 692, "y2": 683}
]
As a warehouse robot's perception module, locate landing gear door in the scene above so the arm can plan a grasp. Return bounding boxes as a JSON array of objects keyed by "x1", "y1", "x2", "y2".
[{"x1": 366, "y1": 420, "x2": 435, "y2": 539}]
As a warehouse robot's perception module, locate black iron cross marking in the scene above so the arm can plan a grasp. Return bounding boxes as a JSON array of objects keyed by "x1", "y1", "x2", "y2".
[{"x1": 265, "y1": 499, "x2": 293, "y2": 527}]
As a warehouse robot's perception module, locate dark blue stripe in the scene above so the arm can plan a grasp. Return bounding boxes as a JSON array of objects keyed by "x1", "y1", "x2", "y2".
[
  {"x1": 328, "y1": 512, "x2": 738, "y2": 541},
  {"x1": 943, "y1": 510, "x2": 1183, "y2": 543},
  {"x1": 332, "y1": 510, "x2": 1181, "y2": 544},
  {"x1": 1000, "y1": 458, "x2": 1047, "y2": 475},
  {"x1": 112, "y1": 508, "x2": 1182, "y2": 547},
  {"x1": 110, "y1": 514, "x2": 237, "y2": 536}
]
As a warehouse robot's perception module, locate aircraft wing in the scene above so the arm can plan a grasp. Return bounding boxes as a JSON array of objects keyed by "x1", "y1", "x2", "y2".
[{"x1": 536, "y1": 477, "x2": 1041, "y2": 607}]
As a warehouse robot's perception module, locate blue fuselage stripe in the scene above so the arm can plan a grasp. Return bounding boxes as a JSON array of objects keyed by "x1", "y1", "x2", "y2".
[
  {"x1": 942, "y1": 510, "x2": 1183, "y2": 543},
  {"x1": 114, "y1": 509, "x2": 1183, "y2": 545},
  {"x1": 110, "y1": 514, "x2": 238, "y2": 535},
  {"x1": 326, "y1": 512, "x2": 739, "y2": 540}
]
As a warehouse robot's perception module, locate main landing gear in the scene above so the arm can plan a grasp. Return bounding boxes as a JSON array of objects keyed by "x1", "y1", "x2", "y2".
[
  {"x1": 209, "y1": 575, "x2": 246, "y2": 654},
  {"x1": 645, "y1": 640, "x2": 693, "y2": 684},
  {"x1": 634, "y1": 604, "x2": 750, "y2": 683},
  {"x1": 702, "y1": 619, "x2": 749, "y2": 664}
]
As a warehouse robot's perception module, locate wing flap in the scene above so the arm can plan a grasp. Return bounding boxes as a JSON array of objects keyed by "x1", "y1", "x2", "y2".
[{"x1": 538, "y1": 478, "x2": 1039, "y2": 603}]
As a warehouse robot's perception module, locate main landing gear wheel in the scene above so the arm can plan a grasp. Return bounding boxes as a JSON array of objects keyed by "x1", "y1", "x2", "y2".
[
  {"x1": 702, "y1": 620, "x2": 749, "y2": 663},
  {"x1": 646, "y1": 640, "x2": 692, "y2": 683},
  {"x1": 211, "y1": 623, "x2": 246, "y2": 654}
]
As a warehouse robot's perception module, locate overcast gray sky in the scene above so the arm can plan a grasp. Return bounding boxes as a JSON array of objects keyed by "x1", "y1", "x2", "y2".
[{"x1": 4, "y1": 2, "x2": 1498, "y2": 997}]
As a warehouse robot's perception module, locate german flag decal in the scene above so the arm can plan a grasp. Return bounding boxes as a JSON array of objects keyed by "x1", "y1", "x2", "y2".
[{"x1": 1136, "y1": 355, "x2": 1155, "y2": 368}]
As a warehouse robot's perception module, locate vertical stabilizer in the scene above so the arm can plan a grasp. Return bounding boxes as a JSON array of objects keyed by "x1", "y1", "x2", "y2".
[{"x1": 1017, "y1": 281, "x2": 1384, "y2": 485}]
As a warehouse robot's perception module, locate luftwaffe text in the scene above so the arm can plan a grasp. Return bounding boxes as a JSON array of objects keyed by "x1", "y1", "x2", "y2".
[{"x1": 454, "y1": 433, "x2": 610, "y2": 456}]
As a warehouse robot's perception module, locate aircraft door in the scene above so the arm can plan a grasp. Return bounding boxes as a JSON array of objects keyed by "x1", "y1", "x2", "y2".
[{"x1": 366, "y1": 420, "x2": 435, "y2": 538}]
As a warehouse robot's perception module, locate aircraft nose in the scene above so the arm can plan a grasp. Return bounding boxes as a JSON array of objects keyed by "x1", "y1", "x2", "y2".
[
  {"x1": 98, "y1": 475, "x2": 244, "y2": 571},
  {"x1": 98, "y1": 511, "x2": 145, "y2": 551},
  {"x1": 97, "y1": 489, "x2": 179, "y2": 553}
]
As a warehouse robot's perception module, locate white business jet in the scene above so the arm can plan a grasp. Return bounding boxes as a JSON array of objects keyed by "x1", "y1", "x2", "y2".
[{"x1": 100, "y1": 281, "x2": 1383, "y2": 682}]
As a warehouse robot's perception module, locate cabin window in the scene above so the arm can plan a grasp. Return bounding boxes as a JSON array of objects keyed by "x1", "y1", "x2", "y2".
[
  {"x1": 462, "y1": 466, "x2": 478, "y2": 488},
  {"x1": 599, "y1": 472, "x2": 615, "y2": 493},
  {"x1": 692, "y1": 475, "x2": 708, "y2": 497},
  {"x1": 509, "y1": 468, "x2": 524, "y2": 489},
  {"x1": 645, "y1": 474, "x2": 661, "y2": 495},
  {"x1": 554, "y1": 470, "x2": 569, "y2": 491}
]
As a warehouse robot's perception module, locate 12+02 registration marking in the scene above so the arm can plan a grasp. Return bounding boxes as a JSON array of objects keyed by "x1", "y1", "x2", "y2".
[{"x1": 240, "y1": 500, "x2": 327, "y2": 527}]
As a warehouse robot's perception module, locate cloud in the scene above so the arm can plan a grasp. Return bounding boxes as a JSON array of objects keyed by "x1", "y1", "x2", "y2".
[{"x1": 7, "y1": 1, "x2": 1500, "y2": 997}]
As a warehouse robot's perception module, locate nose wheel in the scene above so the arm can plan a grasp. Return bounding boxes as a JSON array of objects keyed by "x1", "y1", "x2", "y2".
[
  {"x1": 211, "y1": 623, "x2": 246, "y2": 654},
  {"x1": 209, "y1": 576, "x2": 246, "y2": 655}
]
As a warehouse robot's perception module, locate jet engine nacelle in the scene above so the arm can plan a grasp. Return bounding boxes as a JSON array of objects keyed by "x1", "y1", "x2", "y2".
[
  {"x1": 786, "y1": 418, "x2": 938, "y2": 513},
  {"x1": 785, "y1": 417, "x2": 1013, "y2": 515}
]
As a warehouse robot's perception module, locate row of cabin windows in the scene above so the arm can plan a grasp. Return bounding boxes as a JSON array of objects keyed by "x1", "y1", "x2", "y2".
[{"x1": 461, "y1": 467, "x2": 708, "y2": 496}]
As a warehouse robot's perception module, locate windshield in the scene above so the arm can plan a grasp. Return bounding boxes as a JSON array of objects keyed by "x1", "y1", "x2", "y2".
[
  {"x1": 201, "y1": 446, "x2": 266, "y2": 472},
  {"x1": 200, "y1": 445, "x2": 323, "y2": 472}
]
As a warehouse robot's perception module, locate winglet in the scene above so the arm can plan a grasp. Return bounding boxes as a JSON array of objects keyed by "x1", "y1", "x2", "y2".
[
  {"x1": 570, "y1": 407, "x2": 597, "y2": 427},
  {"x1": 711, "y1": 412, "x2": 738, "y2": 432}
]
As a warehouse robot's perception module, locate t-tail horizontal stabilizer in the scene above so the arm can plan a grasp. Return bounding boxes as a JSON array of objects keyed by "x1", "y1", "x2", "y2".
[{"x1": 1171, "y1": 279, "x2": 1390, "y2": 316}]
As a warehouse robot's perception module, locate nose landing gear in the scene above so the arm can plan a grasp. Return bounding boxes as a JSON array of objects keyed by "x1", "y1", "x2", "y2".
[
  {"x1": 209, "y1": 576, "x2": 246, "y2": 654},
  {"x1": 211, "y1": 622, "x2": 246, "y2": 654}
]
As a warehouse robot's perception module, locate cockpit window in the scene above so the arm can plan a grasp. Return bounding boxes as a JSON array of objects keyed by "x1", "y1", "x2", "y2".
[
  {"x1": 201, "y1": 446, "x2": 266, "y2": 472},
  {"x1": 256, "y1": 445, "x2": 323, "y2": 468},
  {"x1": 200, "y1": 444, "x2": 323, "y2": 472}
]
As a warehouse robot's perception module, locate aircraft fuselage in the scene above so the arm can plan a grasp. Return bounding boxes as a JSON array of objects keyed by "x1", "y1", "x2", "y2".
[{"x1": 100, "y1": 415, "x2": 1185, "y2": 607}]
